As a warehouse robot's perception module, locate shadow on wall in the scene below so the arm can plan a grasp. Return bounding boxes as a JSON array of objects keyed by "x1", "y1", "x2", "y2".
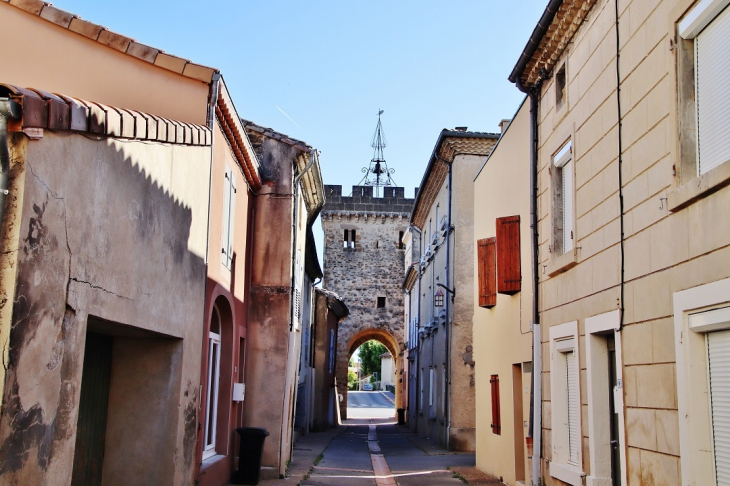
[{"x1": 0, "y1": 132, "x2": 207, "y2": 486}]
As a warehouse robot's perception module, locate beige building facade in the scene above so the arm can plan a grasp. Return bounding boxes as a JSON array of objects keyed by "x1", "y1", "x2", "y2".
[
  {"x1": 405, "y1": 129, "x2": 497, "y2": 451},
  {"x1": 507, "y1": 0, "x2": 730, "y2": 485},
  {"x1": 473, "y1": 103, "x2": 534, "y2": 486}
]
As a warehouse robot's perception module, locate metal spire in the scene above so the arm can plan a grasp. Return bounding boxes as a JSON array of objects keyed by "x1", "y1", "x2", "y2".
[{"x1": 359, "y1": 109, "x2": 396, "y2": 197}]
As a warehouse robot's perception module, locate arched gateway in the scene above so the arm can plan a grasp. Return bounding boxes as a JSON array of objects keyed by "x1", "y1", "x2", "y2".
[{"x1": 321, "y1": 183, "x2": 415, "y2": 418}]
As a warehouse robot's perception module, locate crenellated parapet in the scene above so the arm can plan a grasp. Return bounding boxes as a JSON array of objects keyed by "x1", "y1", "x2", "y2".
[{"x1": 322, "y1": 185, "x2": 417, "y2": 214}]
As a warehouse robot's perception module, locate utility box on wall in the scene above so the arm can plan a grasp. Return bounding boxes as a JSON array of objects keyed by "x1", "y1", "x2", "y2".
[{"x1": 233, "y1": 383, "x2": 245, "y2": 402}]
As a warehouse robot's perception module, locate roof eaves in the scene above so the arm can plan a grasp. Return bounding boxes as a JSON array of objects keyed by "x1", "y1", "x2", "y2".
[
  {"x1": 0, "y1": 82, "x2": 211, "y2": 146},
  {"x1": 8, "y1": 1, "x2": 219, "y2": 84},
  {"x1": 410, "y1": 130, "x2": 499, "y2": 228}
]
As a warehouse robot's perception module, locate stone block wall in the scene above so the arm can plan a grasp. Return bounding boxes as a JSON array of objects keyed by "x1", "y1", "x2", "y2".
[{"x1": 321, "y1": 185, "x2": 414, "y2": 418}]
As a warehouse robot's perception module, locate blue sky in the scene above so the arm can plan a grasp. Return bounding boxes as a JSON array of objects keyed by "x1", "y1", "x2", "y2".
[{"x1": 55, "y1": 0, "x2": 545, "y2": 260}]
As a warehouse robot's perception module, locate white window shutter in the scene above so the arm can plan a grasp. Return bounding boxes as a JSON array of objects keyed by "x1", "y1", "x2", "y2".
[
  {"x1": 708, "y1": 329, "x2": 730, "y2": 484},
  {"x1": 221, "y1": 168, "x2": 232, "y2": 268},
  {"x1": 696, "y1": 5, "x2": 730, "y2": 175},
  {"x1": 566, "y1": 350, "x2": 580, "y2": 467},
  {"x1": 563, "y1": 160, "x2": 574, "y2": 253}
]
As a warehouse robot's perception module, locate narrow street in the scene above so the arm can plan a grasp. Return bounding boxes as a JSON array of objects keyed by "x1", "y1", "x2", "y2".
[{"x1": 257, "y1": 391, "x2": 498, "y2": 486}]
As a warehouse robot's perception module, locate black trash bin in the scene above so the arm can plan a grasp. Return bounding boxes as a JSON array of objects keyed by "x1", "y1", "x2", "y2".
[
  {"x1": 397, "y1": 408, "x2": 406, "y2": 426},
  {"x1": 231, "y1": 427, "x2": 270, "y2": 485}
]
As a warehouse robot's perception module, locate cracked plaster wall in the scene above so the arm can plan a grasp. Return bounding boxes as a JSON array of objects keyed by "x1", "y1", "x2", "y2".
[{"x1": 0, "y1": 132, "x2": 210, "y2": 486}]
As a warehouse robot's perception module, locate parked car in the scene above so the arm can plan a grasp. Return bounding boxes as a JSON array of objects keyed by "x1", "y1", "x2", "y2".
[{"x1": 363, "y1": 383, "x2": 373, "y2": 391}]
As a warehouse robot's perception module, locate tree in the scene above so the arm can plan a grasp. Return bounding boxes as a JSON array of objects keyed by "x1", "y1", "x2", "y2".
[
  {"x1": 358, "y1": 340, "x2": 388, "y2": 379},
  {"x1": 347, "y1": 369, "x2": 358, "y2": 390}
]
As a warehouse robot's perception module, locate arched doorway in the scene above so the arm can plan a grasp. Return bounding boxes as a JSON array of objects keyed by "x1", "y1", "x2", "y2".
[{"x1": 337, "y1": 328, "x2": 402, "y2": 420}]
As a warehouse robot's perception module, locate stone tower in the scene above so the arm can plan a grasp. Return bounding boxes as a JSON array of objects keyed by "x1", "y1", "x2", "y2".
[{"x1": 321, "y1": 184, "x2": 415, "y2": 418}]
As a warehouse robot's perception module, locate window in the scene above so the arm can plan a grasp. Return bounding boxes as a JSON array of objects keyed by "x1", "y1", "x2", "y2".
[
  {"x1": 552, "y1": 140, "x2": 574, "y2": 255},
  {"x1": 673, "y1": 277, "x2": 730, "y2": 486},
  {"x1": 343, "y1": 229, "x2": 357, "y2": 249},
  {"x1": 490, "y1": 374, "x2": 501, "y2": 435},
  {"x1": 678, "y1": 2, "x2": 730, "y2": 177},
  {"x1": 203, "y1": 307, "x2": 222, "y2": 460},
  {"x1": 496, "y1": 215, "x2": 521, "y2": 295},
  {"x1": 556, "y1": 63, "x2": 567, "y2": 108},
  {"x1": 377, "y1": 297, "x2": 386, "y2": 308},
  {"x1": 399, "y1": 231, "x2": 405, "y2": 249},
  {"x1": 221, "y1": 167, "x2": 236, "y2": 270},
  {"x1": 477, "y1": 238, "x2": 496, "y2": 308},
  {"x1": 549, "y1": 321, "x2": 583, "y2": 485}
]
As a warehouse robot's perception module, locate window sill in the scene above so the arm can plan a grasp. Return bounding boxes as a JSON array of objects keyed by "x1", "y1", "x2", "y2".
[
  {"x1": 549, "y1": 461, "x2": 584, "y2": 486},
  {"x1": 546, "y1": 248, "x2": 578, "y2": 277},
  {"x1": 201, "y1": 453, "x2": 226, "y2": 470},
  {"x1": 669, "y1": 158, "x2": 730, "y2": 211}
]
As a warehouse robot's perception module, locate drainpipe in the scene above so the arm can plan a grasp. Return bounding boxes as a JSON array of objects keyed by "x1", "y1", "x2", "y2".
[
  {"x1": 0, "y1": 99, "x2": 21, "y2": 235},
  {"x1": 515, "y1": 76, "x2": 542, "y2": 486},
  {"x1": 410, "y1": 224, "x2": 422, "y2": 432},
  {"x1": 444, "y1": 161, "x2": 453, "y2": 450}
]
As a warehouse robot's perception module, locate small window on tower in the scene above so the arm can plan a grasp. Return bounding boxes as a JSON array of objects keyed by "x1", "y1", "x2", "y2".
[
  {"x1": 343, "y1": 229, "x2": 349, "y2": 249},
  {"x1": 350, "y1": 230, "x2": 356, "y2": 249},
  {"x1": 377, "y1": 297, "x2": 386, "y2": 308}
]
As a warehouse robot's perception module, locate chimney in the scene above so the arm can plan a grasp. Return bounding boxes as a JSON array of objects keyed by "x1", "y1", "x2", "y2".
[
  {"x1": 499, "y1": 119, "x2": 511, "y2": 134},
  {"x1": 454, "y1": 126, "x2": 468, "y2": 132}
]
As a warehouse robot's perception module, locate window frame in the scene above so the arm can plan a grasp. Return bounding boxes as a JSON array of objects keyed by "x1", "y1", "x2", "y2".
[
  {"x1": 673, "y1": 276, "x2": 730, "y2": 486},
  {"x1": 671, "y1": 0, "x2": 730, "y2": 210},
  {"x1": 221, "y1": 166, "x2": 236, "y2": 270},
  {"x1": 547, "y1": 139, "x2": 578, "y2": 276},
  {"x1": 203, "y1": 306, "x2": 223, "y2": 460},
  {"x1": 549, "y1": 321, "x2": 583, "y2": 486}
]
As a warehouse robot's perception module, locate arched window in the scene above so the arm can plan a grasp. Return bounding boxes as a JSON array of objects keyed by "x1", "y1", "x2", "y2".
[{"x1": 203, "y1": 306, "x2": 222, "y2": 459}]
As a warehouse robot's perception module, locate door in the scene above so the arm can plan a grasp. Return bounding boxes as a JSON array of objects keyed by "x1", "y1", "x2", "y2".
[{"x1": 71, "y1": 332, "x2": 113, "y2": 486}]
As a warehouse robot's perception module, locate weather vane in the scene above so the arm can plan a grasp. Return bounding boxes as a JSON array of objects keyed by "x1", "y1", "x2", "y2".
[{"x1": 359, "y1": 109, "x2": 396, "y2": 197}]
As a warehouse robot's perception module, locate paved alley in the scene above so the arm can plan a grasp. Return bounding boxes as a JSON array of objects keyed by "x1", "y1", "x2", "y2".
[{"x1": 256, "y1": 417, "x2": 498, "y2": 486}]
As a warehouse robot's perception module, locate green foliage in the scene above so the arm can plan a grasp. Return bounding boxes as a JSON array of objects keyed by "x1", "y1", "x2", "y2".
[
  {"x1": 358, "y1": 340, "x2": 388, "y2": 379},
  {"x1": 347, "y1": 369, "x2": 358, "y2": 390}
]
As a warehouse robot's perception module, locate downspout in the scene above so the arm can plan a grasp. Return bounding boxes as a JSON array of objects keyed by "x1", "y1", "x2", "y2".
[
  {"x1": 515, "y1": 76, "x2": 542, "y2": 486},
  {"x1": 0, "y1": 98, "x2": 21, "y2": 235},
  {"x1": 614, "y1": 0, "x2": 625, "y2": 332},
  {"x1": 444, "y1": 161, "x2": 453, "y2": 450},
  {"x1": 411, "y1": 224, "x2": 422, "y2": 432}
]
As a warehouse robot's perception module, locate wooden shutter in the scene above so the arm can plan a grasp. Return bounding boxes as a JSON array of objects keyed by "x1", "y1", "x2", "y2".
[
  {"x1": 709, "y1": 329, "x2": 730, "y2": 484},
  {"x1": 496, "y1": 216, "x2": 521, "y2": 295},
  {"x1": 477, "y1": 238, "x2": 496, "y2": 308},
  {"x1": 696, "y1": 5, "x2": 730, "y2": 175},
  {"x1": 221, "y1": 167, "x2": 235, "y2": 269},
  {"x1": 490, "y1": 374, "x2": 501, "y2": 435}
]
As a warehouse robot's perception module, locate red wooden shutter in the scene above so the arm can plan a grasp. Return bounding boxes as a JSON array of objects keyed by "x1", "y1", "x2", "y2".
[
  {"x1": 490, "y1": 374, "x2": 501, "y2": 435},
  {"x1": 496, "y1": 215, "x2": 521, "y2": 295},
  {"x1": 477, "y1": 238, "x2": 496, "y2": 308}
]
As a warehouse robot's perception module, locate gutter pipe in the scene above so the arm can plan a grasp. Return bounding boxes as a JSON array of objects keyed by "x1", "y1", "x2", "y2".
[
  {"x1": 0, "y1": 98, "x2": 21, "y2": 239},
  {"x1": 514, "y1": 76, "x2": 542, "y2": 486},
  {"x1": 410, "y1": 224, "x2": 422, "y2": 432}
]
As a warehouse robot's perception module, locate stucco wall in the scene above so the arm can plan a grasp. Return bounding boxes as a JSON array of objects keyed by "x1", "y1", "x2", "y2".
[
  {"x1": 0, "y1": 132, "x2": 210, "y2": 485},
  {"x1": 1, "y1": 3, "x2": 210, "y2": 125},
  {"x1": 473, "y1": 100, "x2": 533, "y2": 486},
  {"x1": 532, "y1": 0, "x2": 730, "y2": 484}
]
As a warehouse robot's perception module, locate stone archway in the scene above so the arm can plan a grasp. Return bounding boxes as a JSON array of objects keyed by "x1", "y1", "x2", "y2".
[{"x1": 336, "y1": 327, "x2": 402, "y2": 420}]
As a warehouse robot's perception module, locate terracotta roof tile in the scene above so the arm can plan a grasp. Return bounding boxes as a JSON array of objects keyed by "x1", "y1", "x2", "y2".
[
  {"x1": 182, "y1": 63, "x2": 217, "y2": 83},
  {"x1": 9, "y1": 0, "x2": 44, "y2": 15},
  {"x1": 6, "y1": 2, "x2": 218, "y2": 83},
  {"x1": 153, "y1": 52, "x2": 188, "y2": 74},
  {"x1": 1, "y1": 83, "x2": 211, "y2": 146},
  {"x1": 39, "y1": 4, "x2": 75, "y2": 28},
  {"x1": 126, "y1": 42, "x2": 159, "y2": 63},
  {"x1": 68, "y1": 17, "x2": 103, "y2": 40},
  {"x1": 97, "y1": 29, "x2": 133, "y2": 52}
]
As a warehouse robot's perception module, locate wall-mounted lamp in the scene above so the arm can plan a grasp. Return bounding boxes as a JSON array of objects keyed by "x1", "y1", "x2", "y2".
[
  {"x1": 436, "y1": 283, "x2": 456, "y2": 303},
  {"x1": 434, "y1": 288, "x2": 445, "y2": 307}
]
